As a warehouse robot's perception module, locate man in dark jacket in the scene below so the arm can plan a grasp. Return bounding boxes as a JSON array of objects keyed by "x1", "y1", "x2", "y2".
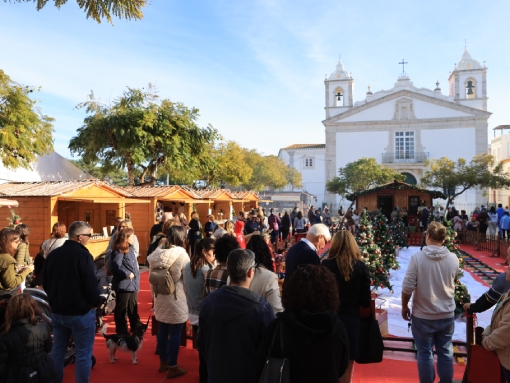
[
  {"x1": 43, "y1": 221, "x2": 101, "y2": 383},
  {"x1": 198, "y1": 249, "x2": 274, "y2": 383},
  {"x1": 283, "y1": 224, "x2": 331, "y2": 290}
]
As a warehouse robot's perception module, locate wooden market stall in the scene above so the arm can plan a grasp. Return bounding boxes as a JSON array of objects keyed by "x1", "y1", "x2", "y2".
[
  {"x1": 231, "y1": 191, "x2": 259, "y2": 216},
  {"x1": 346, "y1": 180, "x2": 446, "y2": 224},
  {"x1": 0, "y1": 181, "x2": 148, "y2": 257},
  {"x1": 190, "y1": 189, "x2": 237, "y2": 223},
  {"x1": 121, "y1": 186, "x2": 209, "y2": 264}
]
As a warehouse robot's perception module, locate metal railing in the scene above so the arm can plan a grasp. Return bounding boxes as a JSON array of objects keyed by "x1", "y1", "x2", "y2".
[{"x1": 381, "y1": 152, "x2": 429, "y2": 163}]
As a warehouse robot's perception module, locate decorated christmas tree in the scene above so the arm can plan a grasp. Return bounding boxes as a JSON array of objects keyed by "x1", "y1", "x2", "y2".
[
  {"x1": 389, "y1": 208, "x2": 408, "y2": 248},
  {"x1": 356, "y1": 212, "x2": 393, "y2": 292},
  {"x1": 373, "y1": 211, "x2": 400, "y2": 271},
  {"x1": 443, "y1": 220, "x2": 470, "y2": 313},
  {"x1": 6, "y1": 209, "x2": 21, "y2": 228}
]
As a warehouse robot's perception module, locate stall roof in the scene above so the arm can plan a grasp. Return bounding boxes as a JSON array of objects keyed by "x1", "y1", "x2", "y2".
[
  {"x1": 0, "y1": 180, "x2": 133, "y2": 197},
  {"x1": 187, "y1": 188, "x2": 236, "y2": 200},
  {"x1": 121, "y1": 185, "x2": 202, "y2": 201},
  {"x1": 345, "y1": 180, "x2": 447, "y2": 201},
  {"x1": 231, "y1": 191, "x2": 260, "y2": 201}
]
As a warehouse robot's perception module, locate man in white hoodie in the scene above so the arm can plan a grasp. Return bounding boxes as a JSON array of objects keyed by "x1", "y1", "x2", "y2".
[{"x1": 402, "y1": 221, "x2": 459, "y2": 383}]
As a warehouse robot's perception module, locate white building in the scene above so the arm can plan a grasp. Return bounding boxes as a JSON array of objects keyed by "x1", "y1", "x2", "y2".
[
  {"x1": 489, "y1": 128, "x2": 510, "y2": 207},
  {"x1": 279, "y1": 49, "x2": 490, "y2": 212},
  {"x1": 278, "y1": 144, "x2": 326, "y2": 206}
]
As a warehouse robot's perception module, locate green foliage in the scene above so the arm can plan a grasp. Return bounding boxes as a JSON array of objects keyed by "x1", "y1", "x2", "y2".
[
  {"x1": 0, "y1": 70, "x2": 54, "y2": 169},
  {"x1": 286, "y1": 166, "x2": 303, "y2": 189},
  {"x1": 69, "y1": 86, "x2": 219, "y2": 186},
  {"x1": 373, "y1": 212, "x2": 399, "y2": 271},
  {"x1": 442, "y1": 221, "x2": 470, "y2": 312},
  {"x1": 421, "y1": 154, "x2": 510, "y2": 211},
  {"x1": 7, "y1": 0, "x2": 146, "y2": 24},
  {"x1": 6, "y1": 209, "x2": 21, "y2": 228},
  {"x1": 356, "y1": 212, "x2": 393, "y2": 292},
  {"x1": 241, "y1": 150, "x2": 300, "y2": 192},
  {"x1": 202, "y1": 141, "x2": 252, "y2": 188},
  {"x1": 389, "y1": 209, "x2": 408, "y2": 248},
  {"x1": 326, "y1": 157, "x2": 405, "y2": 198}
]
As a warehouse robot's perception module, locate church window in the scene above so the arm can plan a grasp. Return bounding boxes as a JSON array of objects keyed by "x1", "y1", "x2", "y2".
[
  {"x1": 303, "y1": 157, "x2": 315, "y2": 169},
  {"x1": 395, "y1": 132, "x2": 414, "y2": 160}
]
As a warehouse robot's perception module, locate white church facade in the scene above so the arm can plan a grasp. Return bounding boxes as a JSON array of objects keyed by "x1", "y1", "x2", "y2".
[{"x1": 279, "y1": 49, "x2": 490, "y2": 212}]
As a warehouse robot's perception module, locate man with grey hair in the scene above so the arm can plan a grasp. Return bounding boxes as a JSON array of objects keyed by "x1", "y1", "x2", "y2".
[
  {"x1": 283, "y1": 223, "x2": 331, "y2": 289},
  {"x1": 198, "y1": 249, "x2": 274, "y2": 383},
  {"x1": 43, "y1": 221, "x2": 101, "y2": 383}
]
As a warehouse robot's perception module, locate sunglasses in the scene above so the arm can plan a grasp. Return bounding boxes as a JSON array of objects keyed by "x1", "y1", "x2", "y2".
[{"x1": 78, "y1": 233, "x2": 93, "y2": 238}]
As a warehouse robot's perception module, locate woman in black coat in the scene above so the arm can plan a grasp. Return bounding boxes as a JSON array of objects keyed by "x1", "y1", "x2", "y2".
[
  {"x1": 0, "y1": 293, "x2": 58, "y2": 383},
  {"x1": 255, "y1": 265, "x2": 348, "y2": 383},
  {"x1": 322, "y1": 230, "x2": 371, "y2": 383},
  {"x1": 280, "y1": 211, "x2": 291, "y2": 241}
]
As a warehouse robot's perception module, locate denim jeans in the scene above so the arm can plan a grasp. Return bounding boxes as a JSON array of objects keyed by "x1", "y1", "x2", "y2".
[
  {"x1": 157, "y1": 322, "x2": 184, "y2": 366},
  {"x1": 411, "y1": 315, "x2": 455, "y2": 383},
  {"x1": 51, "y1": 309, "x2": 96, "y2": 383}
]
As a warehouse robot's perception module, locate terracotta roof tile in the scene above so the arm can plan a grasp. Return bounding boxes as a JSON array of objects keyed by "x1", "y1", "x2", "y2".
[
  {"x1": 281, "y1": 144, "x2": 325, "y2": 150},
  {"x1": 0, "y1": 180, "x2": 133, "y2": 197}
]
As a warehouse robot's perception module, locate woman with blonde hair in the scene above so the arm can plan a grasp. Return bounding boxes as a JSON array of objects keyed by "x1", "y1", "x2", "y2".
[
  {"x1": 213, "y1": 220, "x2": 235, "y2": 239},
  {"x1": 321, "y1": 230, "x2": 371, "y2": 383}
]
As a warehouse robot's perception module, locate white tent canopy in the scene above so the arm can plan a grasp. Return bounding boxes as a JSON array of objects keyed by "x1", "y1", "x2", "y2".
[{"x1": 0, "y1": 152, "x2": 95, "y2": 184}]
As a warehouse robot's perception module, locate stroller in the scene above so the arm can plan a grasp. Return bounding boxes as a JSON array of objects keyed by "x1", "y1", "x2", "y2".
[{"x1": 94, "y1": 252, "x2": 116, "y2": 331}]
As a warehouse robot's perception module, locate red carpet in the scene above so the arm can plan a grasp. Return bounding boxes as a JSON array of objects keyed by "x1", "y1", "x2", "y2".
[{"x1": 63, "y1": 271, "x2": 465, "y2": 383}]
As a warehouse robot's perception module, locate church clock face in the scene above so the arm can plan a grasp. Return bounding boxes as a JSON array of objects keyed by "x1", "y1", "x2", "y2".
[{"x1": 337, "y1": 74, "x2": 342, "y2": 79}]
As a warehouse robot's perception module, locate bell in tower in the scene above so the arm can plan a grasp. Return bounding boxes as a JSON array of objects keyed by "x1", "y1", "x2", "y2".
[{"x1": 466, "y1": 81, "x2": 474, "y2": 95}]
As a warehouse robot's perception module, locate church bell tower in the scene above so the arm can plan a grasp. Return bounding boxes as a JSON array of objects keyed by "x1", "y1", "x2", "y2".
[
  {"x1": 448, "y1": 48, "x2": 488, "y2": 111},
  {"x1": 324, "y1": 59, "x2": 354, "y2": 119}
]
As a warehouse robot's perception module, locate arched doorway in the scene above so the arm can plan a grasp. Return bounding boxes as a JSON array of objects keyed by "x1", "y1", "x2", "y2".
[{"x1": 401, "y1": 172, "x2": 417, "y2": 185}]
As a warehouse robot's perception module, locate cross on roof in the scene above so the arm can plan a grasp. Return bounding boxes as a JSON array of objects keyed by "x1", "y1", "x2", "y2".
[{"x1": 399, "y1": 59, "x2": 408, "y2": 74}]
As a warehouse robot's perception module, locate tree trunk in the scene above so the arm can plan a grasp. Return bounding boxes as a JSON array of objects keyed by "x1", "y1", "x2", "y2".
[{"x1": 126, "y1": 152, "x2": 134, "y2": 186}]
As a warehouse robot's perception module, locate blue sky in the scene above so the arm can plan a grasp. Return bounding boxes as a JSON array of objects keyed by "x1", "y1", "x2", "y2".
[{"x1": 1, "y1": 0, "x2": 509, "y2": 158}]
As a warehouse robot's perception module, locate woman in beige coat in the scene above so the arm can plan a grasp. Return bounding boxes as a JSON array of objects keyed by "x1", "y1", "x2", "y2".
[
  {"x1": 482, "y1": 265, "x2": 510, "y2": 382},
  {"x1": 147, "y1": 226, "x2": 190, "y2": 379}
]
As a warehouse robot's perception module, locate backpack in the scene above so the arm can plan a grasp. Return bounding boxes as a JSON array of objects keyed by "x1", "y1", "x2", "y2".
[{"x1": 149, "y1": 266, "x2": 176, "y2": 298}]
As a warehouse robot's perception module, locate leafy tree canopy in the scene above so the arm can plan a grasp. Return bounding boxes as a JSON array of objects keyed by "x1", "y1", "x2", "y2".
[
  {"x1": 69, "y1": 86, "x2": 219, "y2": 186},
  {"x1": 201, "y1": 140, "x2": 252, "y2": 188},
  {"x1": 6, "y1": 0, "x2": 147, "y2": 24},
  {"x1": 326, "y1": 157, "x2": 405, "y2": 198},
  {"x1": 0, "y1": 69, "x2": 54, "y2": 169},
  {"x1": 241, "y1": 150, "x2": 301, "y2": 192},
  {"x1": 421, "y1": 154, "x2": 510, "y2": 210}
]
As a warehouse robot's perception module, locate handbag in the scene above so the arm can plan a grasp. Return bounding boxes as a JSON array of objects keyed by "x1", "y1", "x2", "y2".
[
  {"x1": 151, "y1": 315, "x2": 159, "y2": 336},
  {"x1": 355, "y1": 312, "x2": 384, "y2": 364},
  {"x1": 258, "y1": 321, "x2": 290, "y2": 383}
]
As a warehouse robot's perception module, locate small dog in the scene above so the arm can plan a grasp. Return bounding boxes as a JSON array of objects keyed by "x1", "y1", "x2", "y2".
[{"x1": 101, "y1": 322, "x2": 148, "y2": 364}]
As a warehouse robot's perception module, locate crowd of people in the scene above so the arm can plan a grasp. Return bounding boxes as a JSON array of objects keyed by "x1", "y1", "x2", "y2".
[{"x1": 1, "y1": 206, "x2": 510, "y2": 383}]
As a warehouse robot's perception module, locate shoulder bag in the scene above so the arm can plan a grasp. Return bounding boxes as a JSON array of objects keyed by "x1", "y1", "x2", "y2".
[
  {"x1": 356, "y1": 310, "x2": 384, "y2": 364},
  {"x1": 258, "y1": 321, "x2": 290, "y2": 383}
]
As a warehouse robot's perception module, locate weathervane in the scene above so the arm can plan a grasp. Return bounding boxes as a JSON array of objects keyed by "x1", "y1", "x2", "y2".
[{"x1": 399, "y1": 59, "x2": 408, "y2": 74}]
